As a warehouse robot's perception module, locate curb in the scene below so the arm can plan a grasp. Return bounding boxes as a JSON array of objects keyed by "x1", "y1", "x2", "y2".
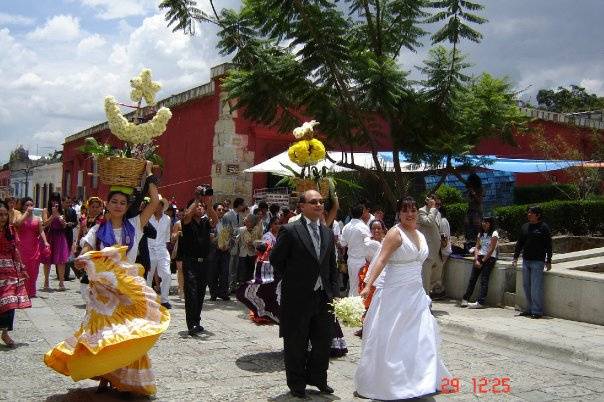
[{"x1": 437, "y1": 318, "x2": 604, "y2": 370}]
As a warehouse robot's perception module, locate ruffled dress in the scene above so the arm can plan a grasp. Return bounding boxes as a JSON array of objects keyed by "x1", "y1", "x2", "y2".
[{"x1": 44, "y1": 246, "x2": 170, "y2": 395}]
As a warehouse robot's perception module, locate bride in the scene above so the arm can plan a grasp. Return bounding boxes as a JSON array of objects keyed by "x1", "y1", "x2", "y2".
[{"x1": 355, "y1": 197, "x2": 449, "y2": 400}]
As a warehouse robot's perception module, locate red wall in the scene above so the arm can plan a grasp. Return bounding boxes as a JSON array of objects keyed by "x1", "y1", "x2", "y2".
[
  {"x1": 63, "y1": 73, "x2": 601, "y2": 206},
  {"x1": 474, "y1": 120, "x2": 602, "y2": 186}
]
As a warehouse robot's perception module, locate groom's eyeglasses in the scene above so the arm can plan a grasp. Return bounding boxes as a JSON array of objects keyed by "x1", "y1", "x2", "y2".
[{"x1": 304, "y1": 199, "x2": 324, "y2": 205}]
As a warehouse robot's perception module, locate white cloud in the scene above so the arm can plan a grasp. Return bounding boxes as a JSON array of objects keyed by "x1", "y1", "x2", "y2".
[
  {"x1": 0, "y1": 12, "x2": 35, "y2": 26},
  {"x1": 33, "y1": 130, "x2": 66, "y2": 144},
  {"x1": 10, "y1": 72, "x2": 43, "y2": 89},
  {"x1": 78, "y1": 0, "x2": 158, "y2": 20},
  {"x1": 580, "y1": 79, "x2": 604, "y2": 96},
  {"x1": 26, "y1": 15, "x2": 81, "y2": 42},
  {"x1": 77, "y1": 33, "x2": 107, "y2": 54}
]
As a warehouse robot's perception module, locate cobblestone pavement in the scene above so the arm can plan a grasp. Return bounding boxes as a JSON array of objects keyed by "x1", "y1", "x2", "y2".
[{"x1": 1, "y1": 276, "x2": 602, "y2": 402}]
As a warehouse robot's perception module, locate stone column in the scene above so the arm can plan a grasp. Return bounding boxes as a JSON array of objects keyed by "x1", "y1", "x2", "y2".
[{"x1": 211, "y1": 91, "x2": 255, "y2": 203}]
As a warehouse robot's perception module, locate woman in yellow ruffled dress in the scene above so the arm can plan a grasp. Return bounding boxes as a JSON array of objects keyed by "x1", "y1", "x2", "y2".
[{"x1": 44, "y1": 164, "x2": 170, "y2": 396}]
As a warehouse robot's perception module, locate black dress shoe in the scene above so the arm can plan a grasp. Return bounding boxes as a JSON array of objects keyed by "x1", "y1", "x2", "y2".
[
  {"x1": 209, "y1": 296, "x2": 217, "y2": 301},
  {"x1": 289, "y1": 388, "x2": 306, "y2": 398},
  {"x1": 530, "y1": 314, "x2": 543, "y2": 319},
  {"x1": 161, "y1": 302, "x2": 172, "y2": 309},
  {"x1": 309, "y1": 383, "x2": 334, "y2": 394},
  {"x1": 188, "y1": 329, "x2": 199, "y2": 337},
  {"x1": 219, "y1": 295, "x2": 231, "y2": 301},
  {"x1": 193, "y1": 325, "x2": 204, "y2": 333},
  {"x1": 517, "y1": 311, "x2": 531, "y2": 317}
]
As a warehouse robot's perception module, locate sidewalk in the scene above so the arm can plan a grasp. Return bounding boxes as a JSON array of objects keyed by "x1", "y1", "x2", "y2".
[{"x1": 432, "y1": 299, "x2": 604, "y2": 370}]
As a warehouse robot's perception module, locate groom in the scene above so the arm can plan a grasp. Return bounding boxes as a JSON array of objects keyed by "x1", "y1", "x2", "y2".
[{"x1": 270, "y1": 190, "x2": 339, "y2": 398}]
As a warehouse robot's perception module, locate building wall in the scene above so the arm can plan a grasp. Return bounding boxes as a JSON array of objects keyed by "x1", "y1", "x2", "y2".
[{"x1": 30, "y1": 162, "x2": 63, "y2": 208}]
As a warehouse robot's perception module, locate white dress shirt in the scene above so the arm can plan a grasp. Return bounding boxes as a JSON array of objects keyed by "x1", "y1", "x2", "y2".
[
  {"x1": 148, "y1": 213, "x2": 171, "y2": 260},
  {"x1": 340, "y1": 218, "x2": 372, "y2": 261},
  {"x1": 304, "y1": 216, "x2": 323, "y2": 291}
]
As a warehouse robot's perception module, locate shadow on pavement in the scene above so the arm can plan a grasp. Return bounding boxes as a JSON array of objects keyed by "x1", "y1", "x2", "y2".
[
  {"x1": 45, "y1": 386, "x2": 148, "y2": 402},
  {"x1": 268, "y1": 390, "x2": 341, "y2": 401},
  {"x1": 0, "y1": 342, "x2": 29, "y2": 351},
  {"x1": 236, "y1": 351, "x2": 284, "y2": 373},
  {"x1": 431, "y1": 310, "x2": 449, "y2": 317},
  {"x1": 177, "y1": 329, "x2": 216, "y2": 340}
]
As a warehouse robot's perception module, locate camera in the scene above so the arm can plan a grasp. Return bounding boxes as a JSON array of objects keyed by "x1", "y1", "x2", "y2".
[{"x1": 195, "y1": 184, "x2": 214, "y2": 197}]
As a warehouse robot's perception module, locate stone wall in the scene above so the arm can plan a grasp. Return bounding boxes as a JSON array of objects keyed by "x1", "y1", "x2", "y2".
[{"x1": 211, "y1": 90, "x2": 255, "y2": 203}]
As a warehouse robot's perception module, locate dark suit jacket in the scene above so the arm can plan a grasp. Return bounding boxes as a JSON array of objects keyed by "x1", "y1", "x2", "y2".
[{"x1": 270, "y1": 217, "x2": 339, "y2": 338}]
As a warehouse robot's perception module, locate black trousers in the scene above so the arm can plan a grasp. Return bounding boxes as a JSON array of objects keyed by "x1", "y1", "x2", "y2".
[
  {"x1": 283, "y1": 290, "x2": 332, "y2": 392},
  {"x1": 237, "y1": 255, "x2": 255, "y2": 283},
  {"x1": 209, "y1": 250, "x2": 229, "y2": 298},
  {"x1": 183, "y1": 257, "x2": 210, "y2": 330},
  {"x1": 463, "y1": 256, "x2": 496, "y2": 304},
  {"x1": 0, "y1": 309, "x2": 15, "y2": 331}
]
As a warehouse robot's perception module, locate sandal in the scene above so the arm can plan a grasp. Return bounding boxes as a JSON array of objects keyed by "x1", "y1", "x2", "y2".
[
  {"x1": 1, "y1": 333, "x2": 15, "y2": 348},
  {"x1": 57, "y1": 284, "x2": 66, "y2": 291}
]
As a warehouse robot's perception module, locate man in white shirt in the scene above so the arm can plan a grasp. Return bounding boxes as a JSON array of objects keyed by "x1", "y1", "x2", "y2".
[
  {"x1": 340, "y1": 203, "x2": 371, "y2": 296},
  {"x1": 418, "y1": 194, "x2": 444, "y2": 298},
  {"x1": 147, "y1": 196, "x2": 173, "y2": 309}
]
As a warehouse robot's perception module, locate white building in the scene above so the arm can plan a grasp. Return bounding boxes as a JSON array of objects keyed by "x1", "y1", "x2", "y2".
[{"x1": 30, "y1": 161, "x2": 63, "y2": 208}]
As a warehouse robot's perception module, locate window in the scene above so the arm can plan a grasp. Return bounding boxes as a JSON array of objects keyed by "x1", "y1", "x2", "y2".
[{"x1": 92, "y1": 159, "x2": 98, "y2": 189}]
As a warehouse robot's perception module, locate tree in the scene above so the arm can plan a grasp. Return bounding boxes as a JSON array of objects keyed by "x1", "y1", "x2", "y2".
[
  {"x1": 160, "y1": 0, "x2": 526, "y2": 205},
  {"x1": 536, "y1": 85, "x2": 604, "y2": 113}
]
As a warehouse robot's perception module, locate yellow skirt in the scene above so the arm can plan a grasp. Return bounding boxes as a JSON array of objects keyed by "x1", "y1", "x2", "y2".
[{"x1": 44, "y1": 246, "x2": 170, "y2": 396}]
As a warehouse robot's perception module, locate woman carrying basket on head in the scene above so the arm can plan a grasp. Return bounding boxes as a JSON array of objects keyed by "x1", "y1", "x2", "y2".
[{"x1": 44, "y1": 161, "x2": 170, "y2": 397}]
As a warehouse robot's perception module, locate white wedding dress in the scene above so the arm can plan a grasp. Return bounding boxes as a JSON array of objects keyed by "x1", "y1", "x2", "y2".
[{"x1": 355, "y1": 226, "x2": 450, "y2": 400}]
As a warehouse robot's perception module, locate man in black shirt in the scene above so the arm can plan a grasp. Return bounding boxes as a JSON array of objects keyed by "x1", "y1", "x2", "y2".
[
  {"x1": 181, "y1": 194, "x2": 218, "y2": 336},
  {"x1": 512, "y1": 206, "x2": 552, "y2": 319}
]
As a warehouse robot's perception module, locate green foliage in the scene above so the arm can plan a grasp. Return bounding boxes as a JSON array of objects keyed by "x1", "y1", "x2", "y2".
[
  {"x1": 160, "y1": 0, "x2": 525, "y2": 204},
  {"x1": 435, "y1": 184, "x2": 464, "y2": 204},
  {"x1": 494, "y1": 200, "x2": 604, "y2": 241},
  {"x1": 78, "y1": 137, "x2": 118, "y2": 158},
  {"x1": 513, "y1": 184, "x2": 579, "y2": 205},
  {"x1": 443, "y1": 202, "x2": 467, "y2": 236},
  {"x1": 536, "y1": 85, "x2": 604, "y2": 113}
]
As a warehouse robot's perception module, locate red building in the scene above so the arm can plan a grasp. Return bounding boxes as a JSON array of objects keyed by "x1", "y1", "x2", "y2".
[
  {"x1": 62, "y1": 63, "x2": 604, "y2": 205},
  {"x1": 0, "y1": 165, "x2": 10, "y2": 200}
]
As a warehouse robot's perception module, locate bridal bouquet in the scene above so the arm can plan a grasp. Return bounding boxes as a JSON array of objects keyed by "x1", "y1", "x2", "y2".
[
  {"x1": 79, "y1": 69, "x2": 172, "y2": 189},
  {"x1": 331, "y1": 297, "x2": 365, "y2": 327}
]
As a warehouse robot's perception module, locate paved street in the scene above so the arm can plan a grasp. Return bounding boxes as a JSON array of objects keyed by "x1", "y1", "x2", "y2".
[{"x1": 1, "y1": 275, "x2": 603, "y2": 402}]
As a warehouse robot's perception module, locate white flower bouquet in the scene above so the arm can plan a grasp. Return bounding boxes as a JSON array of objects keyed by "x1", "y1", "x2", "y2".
[{"x1": 331, "y1": 296, "x2": 365, "y2": 327}]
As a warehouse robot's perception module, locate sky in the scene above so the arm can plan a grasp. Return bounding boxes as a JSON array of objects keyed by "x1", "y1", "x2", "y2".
[{"x1": 1, "y1": 0, "x2": 603, "y2": 163}]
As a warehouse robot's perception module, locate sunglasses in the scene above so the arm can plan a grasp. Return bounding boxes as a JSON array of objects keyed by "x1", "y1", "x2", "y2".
[{"x1": 304, "y1": 199, "x2": 324, "y2": 205}]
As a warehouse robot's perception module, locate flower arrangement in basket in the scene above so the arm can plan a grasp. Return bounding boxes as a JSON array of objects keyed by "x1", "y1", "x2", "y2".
[
  {"x1": 79, "y1": 69, "x2": 172, "y2": 193},
  {"x1": 278, "y1": 120, "x2": 333, "y2": 197}
]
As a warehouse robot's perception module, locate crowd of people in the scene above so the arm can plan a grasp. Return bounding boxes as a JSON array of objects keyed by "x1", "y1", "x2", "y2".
[{"x1": 0, "y1": 173, "x2": 554, "y2": 399}]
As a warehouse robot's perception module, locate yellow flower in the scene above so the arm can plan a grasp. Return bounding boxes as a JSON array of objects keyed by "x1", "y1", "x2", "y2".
[
  {"x1": 307, "y1": 138, "x2": 326, "y2": 164},
  {"x1": 288, "y1": 140, "x2": 310, "y2": 166}
]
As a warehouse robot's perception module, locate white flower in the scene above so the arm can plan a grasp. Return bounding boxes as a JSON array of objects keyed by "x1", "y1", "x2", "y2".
[
  {"x1": 104, "y1": 96, "x2": 172, "y2": 145},
  {"x1": 332, "y1": 296, "x2": 365, "y2": 327},
  {"x1": 292, "y1": 120, "x2": 319, "y2": 139}
]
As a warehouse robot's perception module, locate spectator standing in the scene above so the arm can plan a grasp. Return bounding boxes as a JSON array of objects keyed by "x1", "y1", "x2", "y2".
[
  {"x1": 147, "y1": 196, "x2": 172, "y2": 309},
  {"x1": 14, "y1": 197, "x2": 49, "y2": 298},
  {"x1": 460, "y1": 217, "x2": 498, "y2": 309},
  {"x1": 180, "y1": 193, "x2": 218, "y2": 336},
  {"x1": 512, "y1": 206, "x2": 552, "y2": 319},
  {"x1": 236, "y1": 214, "x2": 262, "y2": 284},
  {"x1": 209, "y1": 202, "x2": 230, "y2": 301},
  {"x1": 340, "y1": 203, "x2": 371, "y2": 297},
  {"x1": 62, "y1": 196, "x2": 78, "y2": 281},
  {"x1": 6, "y1": 197, "x2": 22, "y2": 226},
  {"x1": 222, "y1": 197, "x2": 247, "y2": 292},
  {"x1": 41, "y1": 193, "x2": 69, "y2": 291},
  {"x1": 418, "y1": 194, "x2": 444, "y2": 299}
]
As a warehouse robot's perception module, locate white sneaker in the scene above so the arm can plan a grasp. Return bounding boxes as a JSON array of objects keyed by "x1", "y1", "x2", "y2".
[
  {"x1": 468, "y1": 302, "x2": 486, "y2": 309},
  {"x1": 460, "y1": 299, "x2": 468, "y2": 307}
]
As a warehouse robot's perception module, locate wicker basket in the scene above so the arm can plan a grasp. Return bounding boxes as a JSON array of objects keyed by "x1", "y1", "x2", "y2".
[
  {"x1": 98, "y1": 156, "x2": 146, "y2": 188},
  {"x1": 294, "y1": 178, "x2": 330, "y2": 198}
]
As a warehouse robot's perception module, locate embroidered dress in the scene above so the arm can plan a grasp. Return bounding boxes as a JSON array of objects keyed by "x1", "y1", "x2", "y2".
[
  {"x1": 44, "y1": 245, "x2": 170, "y2": 396},
  {"x1": 0, "y1": 226, "x2": 31, "y2": 330},
  {"x1": 236, "y1": 243, "x2": 348, "y2": 357}
]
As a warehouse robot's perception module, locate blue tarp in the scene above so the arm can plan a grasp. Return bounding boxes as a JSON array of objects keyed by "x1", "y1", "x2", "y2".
[{"x1": 376, "y1": 153, "x2": 583, "y2": 173}]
